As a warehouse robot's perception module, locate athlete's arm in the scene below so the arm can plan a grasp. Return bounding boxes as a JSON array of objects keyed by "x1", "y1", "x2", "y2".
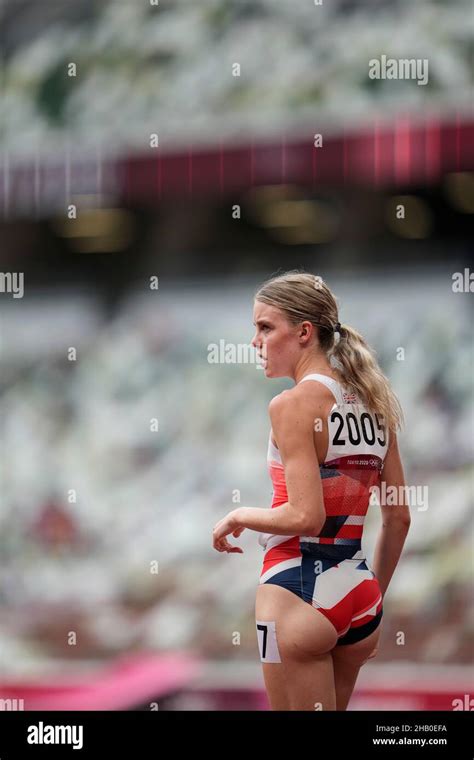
[
  {"x1": 372, "y1": 431, "x2": 411, "y2": 598},
  {"x1": 233, "y1": 391, "x2": 326, "y2": 536}
]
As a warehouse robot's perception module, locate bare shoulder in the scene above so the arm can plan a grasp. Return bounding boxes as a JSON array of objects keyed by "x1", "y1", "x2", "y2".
[
  {"x1": 268, "y1": 391, "x2": 313, "y2": 453},
  {"x1": 268, "y1": 380, "x2": 334, "y2": 428},
  {"x1": 268, "y1": 389, "x2": 296, "y2": 424}
]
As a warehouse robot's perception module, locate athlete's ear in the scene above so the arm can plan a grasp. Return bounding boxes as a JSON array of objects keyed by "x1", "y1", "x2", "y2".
[{"x1": 299, "y1": 321, "x2": 313, "y2": 343}]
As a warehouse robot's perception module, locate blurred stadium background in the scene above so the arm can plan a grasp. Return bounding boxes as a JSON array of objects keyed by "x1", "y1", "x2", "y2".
[{"x1": 0, "y1": 0, "x2": 473, "y2": 711}]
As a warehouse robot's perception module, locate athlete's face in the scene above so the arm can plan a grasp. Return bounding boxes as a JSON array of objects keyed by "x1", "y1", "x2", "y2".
[{"x1": 251, "y1": 301, "x2": 302, "y2": 378}]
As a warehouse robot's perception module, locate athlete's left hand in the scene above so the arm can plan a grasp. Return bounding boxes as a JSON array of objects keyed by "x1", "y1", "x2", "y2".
[{"x1": 213, "y1": 510, "x2": 245, "y2": 553}]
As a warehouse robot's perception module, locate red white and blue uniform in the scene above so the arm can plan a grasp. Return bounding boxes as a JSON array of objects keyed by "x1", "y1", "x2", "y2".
[{"x1": 259, "y1": 373, "x2": 388, "y2": 645}]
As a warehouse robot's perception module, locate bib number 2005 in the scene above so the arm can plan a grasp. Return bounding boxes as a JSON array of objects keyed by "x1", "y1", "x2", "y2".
[{"x1": 330, "y1": 411, "x2": 386, "y2": 446}]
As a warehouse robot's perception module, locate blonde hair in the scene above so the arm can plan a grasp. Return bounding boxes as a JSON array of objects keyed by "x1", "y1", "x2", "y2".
[{"x1": 255, "y1": 269, "x2": 403, "y2": 432}]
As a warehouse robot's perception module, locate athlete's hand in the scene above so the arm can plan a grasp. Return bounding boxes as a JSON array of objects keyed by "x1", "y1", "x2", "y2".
[{"x1": 213, "y1": 511, "x2": 245, "y2": 553}]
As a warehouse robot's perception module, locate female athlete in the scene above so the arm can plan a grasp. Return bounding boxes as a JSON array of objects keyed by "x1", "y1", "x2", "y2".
[{"x1": 212, "y1": 270, "x2": 411, "y2": 711}]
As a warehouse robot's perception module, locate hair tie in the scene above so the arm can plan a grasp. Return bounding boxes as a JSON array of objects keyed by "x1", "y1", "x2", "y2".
[{"x1": 334, "y1": 321, "x2": 341, "y2": 334}]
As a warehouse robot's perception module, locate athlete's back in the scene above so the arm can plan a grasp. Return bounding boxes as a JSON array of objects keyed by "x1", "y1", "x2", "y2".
[{"x1": 259, "y1": 373, "x2": 389, "y2": 644}]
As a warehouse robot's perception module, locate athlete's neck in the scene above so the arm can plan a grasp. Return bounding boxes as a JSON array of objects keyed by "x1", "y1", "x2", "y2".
[{"x1": 294, "y1": 360, "x2": 336, "y2": 386}]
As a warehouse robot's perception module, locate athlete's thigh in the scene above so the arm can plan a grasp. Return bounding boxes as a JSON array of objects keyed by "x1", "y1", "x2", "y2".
[
  {"x1": 332, "y1": 622, "x2": 382, "y2": 669},
  {"x1": 255, "y1": 582, "x2": 338, "y2": 661}
]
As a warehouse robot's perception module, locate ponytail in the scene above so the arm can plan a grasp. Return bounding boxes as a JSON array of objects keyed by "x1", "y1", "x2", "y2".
[{"x1": 330, "y1": 323, "x2": 404, "y2": 433}]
